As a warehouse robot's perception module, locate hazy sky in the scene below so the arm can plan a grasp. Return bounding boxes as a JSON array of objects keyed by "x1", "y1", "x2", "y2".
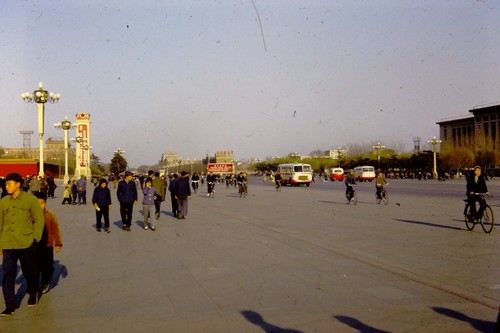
[{"x1": 1, "y1": 0, "x2": 499, "y2": 167}]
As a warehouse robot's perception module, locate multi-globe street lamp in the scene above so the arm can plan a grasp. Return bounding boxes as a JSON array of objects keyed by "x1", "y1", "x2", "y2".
[
  {"x1": 54, "y1": 116, "x2": 73, "y2": 184},
  {"x1": 21, "y1": 82, "x2": 61, "y2": 177},
  {"x1": 373, "y1": 142, "x2": 385, "y2": 168},
  {"x1": 428, "y1": 136, "x2": 442, "y2": 179}
]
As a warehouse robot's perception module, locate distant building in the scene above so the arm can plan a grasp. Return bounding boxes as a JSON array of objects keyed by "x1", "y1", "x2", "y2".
[
  {"x1": 328, "y1": 149, "x2": 348, "y2": 160},
  {"x1": 437, "y1": 104, "x2": 500, "y2": 149}
]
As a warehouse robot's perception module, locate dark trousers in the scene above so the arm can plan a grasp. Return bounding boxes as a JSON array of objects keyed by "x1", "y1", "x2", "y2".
[
  {"x1": 77, "y1": 191, "x2": 87, "y2": 204},
  {"x1": 154, "y1": 197, "x2": 161, "y2": 215},
  {"x1": 2, "y1": 244, "x2": 38, "y2": 309},
  {"x1": 170, "y1": 194, "x2": 178, "y2": 217},
  {"x1": 467, "y1": 195, "x2": 485, "y2": 220},
  {"x1": 36, "y1": 245, "x2": 54, "y2": 287},
  {"x1": 120, "y1": 202, "x2": 134, "y2": 227},
  {"x1": 96, "y1": 206, "x2": 110, "y2": 229}
]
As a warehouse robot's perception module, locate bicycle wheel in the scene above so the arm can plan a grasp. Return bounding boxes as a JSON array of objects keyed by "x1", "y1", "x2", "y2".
[
  {"x1": 376, "y1": 194, "x2": 381, "y2": 205},
  {"x1": 382, "y1": 190, "x2": 389, "y2": 205},
  {"x1": 352, "y1": 191, "x2": 358, "y2": 205},
  {"x1": 464, "y1": 204, "x2": 475, "y2": 231},
  {"x1": 480, "y1": 205, "x2": 494, "y2": 233}
]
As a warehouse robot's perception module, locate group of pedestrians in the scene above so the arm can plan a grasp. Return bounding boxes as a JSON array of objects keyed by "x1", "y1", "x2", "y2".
[{"x1": 0, "y1": 173, "x2": 63, "y2": 317}]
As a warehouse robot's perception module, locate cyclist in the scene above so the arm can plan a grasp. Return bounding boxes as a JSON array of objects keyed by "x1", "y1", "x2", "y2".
[
  {"x1": 344, "y1": 170, "x2": 356, "y2": 201},
  {"x1": 466, "y1": 166, "x2": 489, "y2": 221},
  {"x1": 236, "y1": 172, "x2": 248, "y2": 196},
  {"x1": 206, "y1": 171, "x2": 216, "y2": 197},
  {"x1": 375, "y1": 169, "x2": 387, "y2": 199},
  {"x1": 191, "y1": 172, "x2": 200, "y2": 192},
  {"x1": 274, "y1": 171, "x2": 282, "y2": 189}
]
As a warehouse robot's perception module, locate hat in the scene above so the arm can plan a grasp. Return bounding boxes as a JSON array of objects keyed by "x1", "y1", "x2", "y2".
[
  {"x1": 124, "y1": 171, "x2": 133, "y2": 177},
  {"x1": 5, "y1": 173, "x2": 23, "y2": 184}
]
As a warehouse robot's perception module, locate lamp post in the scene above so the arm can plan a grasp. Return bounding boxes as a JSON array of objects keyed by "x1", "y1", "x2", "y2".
[
  {"x1": 54, "y1": 116, "x2": 73, "y2": 184},
  {"x1": 428, "y1": 136, "x2": 442, "y2": 179},
  {"x1": 22, "y1": 82, "x2": 60, "y2": 177},
  {"x1": 336, "y1": 146, "x2": 344, "y2": 167},
  {"x1": 373, "y1": 142, "x2": 385, "y2": 168}
]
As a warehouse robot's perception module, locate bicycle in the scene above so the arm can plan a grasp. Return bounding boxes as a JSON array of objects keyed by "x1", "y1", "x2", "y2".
[
  {"x1": 275, "y1": 180, "x2": 281, "y2": 192},
  {"x1": 238, "y1": 181, "x2": 247, "y2": 198},
  {"x1": 376, "y1": 184, "x2": 389, "y2": 205},
  {"x1": 464, "y1": 193, "x2": 494, "y2": 233},
  {"x1": 207, "y1": 182, "x2": 215, "y2": 198},
  {"x1": 346, "y1": 184, "x2": 357, "y2": 205},
  {"x1": 191, "y1": 180, "x2": 199, "y2": 193}
]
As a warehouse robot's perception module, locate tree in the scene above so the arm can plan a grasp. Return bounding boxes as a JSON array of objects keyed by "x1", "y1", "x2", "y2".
[
  {"x1": 110, "y1": 153, "x2": 128, "y2": 175},
  {"x1": 309, "y1": 149, "x2": 327, "y2": 157},
  {"x1": 439, "y1": 144, "x2": 474, "y2": 176}
]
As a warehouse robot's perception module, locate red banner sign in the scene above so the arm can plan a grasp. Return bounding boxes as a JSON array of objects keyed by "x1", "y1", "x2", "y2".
[{"x1": 207, "y1": 163, "x2": 234, "y2": 173}]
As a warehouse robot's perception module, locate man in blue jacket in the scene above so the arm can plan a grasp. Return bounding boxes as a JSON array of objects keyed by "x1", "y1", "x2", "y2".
[{"x1": 117, "y1": 171, "x2": 138, "y2": 231}]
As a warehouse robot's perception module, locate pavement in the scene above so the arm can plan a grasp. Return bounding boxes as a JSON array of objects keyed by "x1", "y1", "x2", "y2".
[{"x1": 0, "y1": 177, "x2": 499, "y2": 332}]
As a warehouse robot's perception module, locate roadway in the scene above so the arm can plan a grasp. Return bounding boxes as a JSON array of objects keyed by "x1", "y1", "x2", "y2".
[{"x1": 1, "y1": 177, "x2": 499, "y2": 332}]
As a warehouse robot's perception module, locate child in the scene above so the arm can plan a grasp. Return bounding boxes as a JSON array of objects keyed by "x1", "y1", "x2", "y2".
[
  {"x1": 61, "y1": 181, "x2": 72, "y2": 205},
  {"x1": 35, "y1": 192, "x2": 63, "y2": 294},
  {"x1": 142, "y1": 177, "x2": 157, "y2": 231},
  {"x1": 92, "y1": 178, "x2": 112, "y2": 233}
]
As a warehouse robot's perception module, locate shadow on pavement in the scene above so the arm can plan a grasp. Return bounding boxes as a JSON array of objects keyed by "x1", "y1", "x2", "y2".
[
  {"x1": 393, "y1": 219, "x2": 464, "y2": 231},
  {"x1": 240, "y1": 310, "x2": 303, "y2": 333},
  {"x1": 333, "y1": 315, "x2": 391, "y2": 332},
  {"x1": 431, "y1": 307, "x2": 496, "y2": 332}
]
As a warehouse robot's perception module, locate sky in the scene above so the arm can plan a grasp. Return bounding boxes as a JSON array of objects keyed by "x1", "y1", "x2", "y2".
[{"x1": 1, "y1": 0, "x2": 500, "y2": 167}]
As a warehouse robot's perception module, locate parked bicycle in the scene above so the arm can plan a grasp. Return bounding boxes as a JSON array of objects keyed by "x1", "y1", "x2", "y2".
[
  {"x1": 376, "y1": 184, "x2": 389, "y2": 205},
  {"x1": 464, "y1": 193, "x2": 494, "y2": 233}
]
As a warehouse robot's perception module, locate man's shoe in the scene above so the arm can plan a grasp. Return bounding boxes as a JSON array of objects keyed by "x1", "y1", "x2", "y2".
[
  {"x1": 1, "y1": 308, "x2": 15, "y2": 317},
  {"x1": 97, "y1": 228, "x2": 101, "y2": 232},
  {"x1": 27, "y1": 294, "x2": 38, "y2": 307},
  {"x1": 126, "y1": 228, "x2": 131, "y2": 232},
  {"x1": 122, "y1": 226, "x2": 127, "y2": 231},
  {"x1": 151, "y1": 226, "x2": 156, "y2": 231},
  {"x1": 105, "y1": 228, "x2": 110, "y2": 233},
  {"x1": 155, "y1": 212, "x2": 160, "y2": 220},
  {"x1": 42, "y1": 284, "x2": 50, "y2": 294},
  {"x1": 144, "y1": 226, "x2": 148, "y2": 230}
]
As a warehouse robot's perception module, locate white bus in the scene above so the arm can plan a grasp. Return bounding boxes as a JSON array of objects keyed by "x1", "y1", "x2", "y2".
[
  {"x1": 278, "y1": 163, "x2": 313, "y2": 186},
  {"x1": 353, "y1": 165, "x2": 376, "y2": 182}
]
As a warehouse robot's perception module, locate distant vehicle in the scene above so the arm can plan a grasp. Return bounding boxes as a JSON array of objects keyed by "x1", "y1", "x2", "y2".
[
  {"x1": 329, "y1": 167, "x2": 345, "y2": 181},
  {"x1": 278, "y1": 163, "x2": 313, "y2": 186},
  {"x1": 354, "y1": 166, "x2": 376, "y2": 182}
]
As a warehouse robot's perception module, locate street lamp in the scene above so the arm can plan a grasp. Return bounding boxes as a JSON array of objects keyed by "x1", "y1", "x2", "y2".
[
  {"x1": 428, "y1": 136, "x2": 442, "y2": 179},
  {"x1": 22, "y1": 82, "x2": 61, "y2": 177},
  {"x1": 54, "y1": 116, "x2": 74, "y2": 184},
  {"x1": 336, "y1": 146, "x2": 344, "y2": 167},
  {"x1": 373, "y1": 142, "x2": 385, "y2": 168}
]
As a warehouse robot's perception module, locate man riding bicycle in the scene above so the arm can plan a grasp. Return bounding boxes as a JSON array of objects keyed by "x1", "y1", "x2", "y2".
[
  {"x1": 274, "y1": 171, "x2": 282, "y2": 188},
  {"x1": 344, "y1": 171, "x2": 356, "y2": 200},
  {"x1": 375, "y1": 169, "x2": 387, "y2": 199},
  {"x1": 466, "y1": 166, "x2": 490, "y2": 221}
]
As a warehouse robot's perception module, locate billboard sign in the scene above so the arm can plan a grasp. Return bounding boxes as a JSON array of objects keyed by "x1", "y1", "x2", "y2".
[{"x1": 207, "y1": 163, "x2": 234, "y2": 173}]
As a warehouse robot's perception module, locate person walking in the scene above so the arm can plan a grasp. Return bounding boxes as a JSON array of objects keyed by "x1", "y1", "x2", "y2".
[
  {"x1": 168, "y1": 174, "x2": 179, "y2": 218},
  {"x1": 142, "y1": 177, "x2": 157, "y2": 230},
  {"x1": 117, "y1": 171, "x2": 137, "y2": 231},
  {"x1": 92, "y1": 178, "x2": 112, "y2": 233},
  {"x1": 0, "y1": 173, "x2": 45, "y2": 316},
  {"x1": 173, "y1": 171, "x2": 191, "y2": 219},
  {"x1": 34, "y1": 192, "x2": 63, "y2": 294},
  {"x1": 151, "y1": 171, "x2": 165, "y2": 220}
]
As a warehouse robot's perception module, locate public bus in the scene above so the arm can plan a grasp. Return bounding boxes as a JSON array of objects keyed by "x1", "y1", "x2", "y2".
[
  {"x1": 278, "y1": 163, "x2": 313, "y2": 186},
  {"x1": 353, "y1": 165, "x2": 376, "y2": 182}
]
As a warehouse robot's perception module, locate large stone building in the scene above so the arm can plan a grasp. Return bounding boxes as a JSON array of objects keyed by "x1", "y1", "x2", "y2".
[{"x1": 437, "y1": 104, "x2": 500, "y2": 150}]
